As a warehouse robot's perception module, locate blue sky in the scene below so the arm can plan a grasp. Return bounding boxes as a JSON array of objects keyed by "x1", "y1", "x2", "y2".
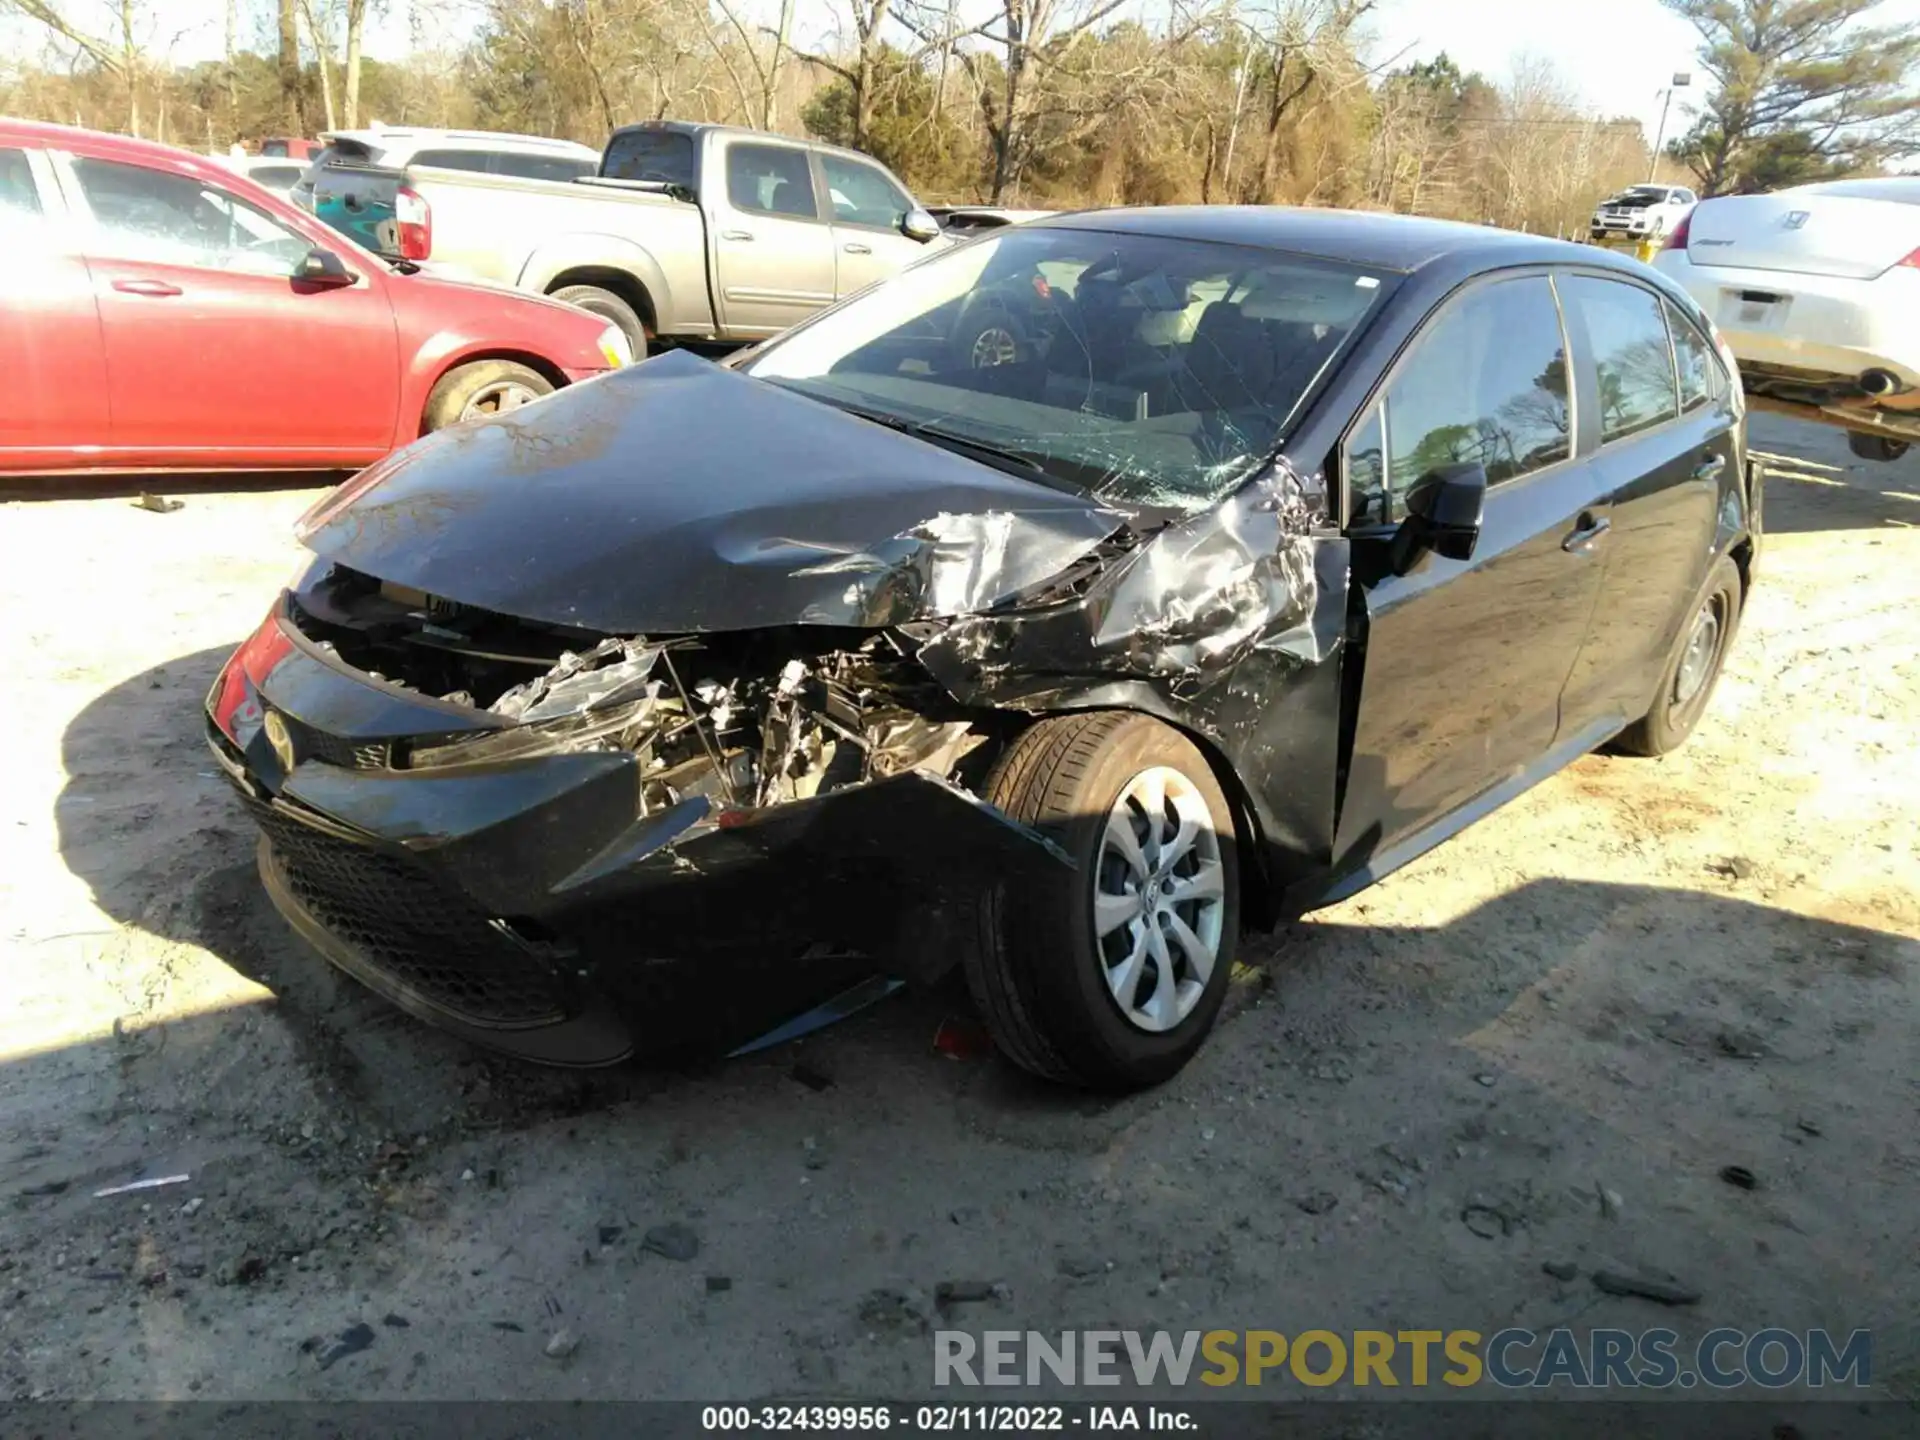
[{"x1": 10, "y1": 0, "x2": 1920, "y2": 150}]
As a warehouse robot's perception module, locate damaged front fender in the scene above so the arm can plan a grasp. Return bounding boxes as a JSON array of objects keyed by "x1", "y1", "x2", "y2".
[{"x1": 915, "y1": 460, "x2": 1351, "y2": 909}]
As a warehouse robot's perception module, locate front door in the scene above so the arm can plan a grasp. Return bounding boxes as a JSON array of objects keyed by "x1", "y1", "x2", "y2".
[
  {"x1": 710, "y1": 138, "x2": 836, "y2": 337},
  {"x1": 818, "y1": 151, "x2": 930, "y2": 298},
  {"x1": 0, "y1": 145, "x2": 111, "y2": 470},
  {"x1": 1555, "y1": 275, "x2": 1738, "y2": 731},
  {"x1": 59, "y1": 151, "x2": 399, "y2": 465},
  {"x1": 1335, "y1": 273, "x2": 1610, "y2": 867}
]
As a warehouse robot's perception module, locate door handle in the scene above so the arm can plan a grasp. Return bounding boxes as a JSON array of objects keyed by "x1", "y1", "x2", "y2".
[
  {"x1": 842, "y1": 242, "x2": 872, "y2": 255},
  {"x1": 112, "y1": 279, "x2": 182, "y2": 297},
  {"x1": 1692, "y1": 453, "x2": 1725, "y2": 482},
  {"x1": 719, "y1": 229, "x2": 754, "y2": 242},
  {"x1": 1562, "y1": 511, "x2": 1612, "y2": 554}
]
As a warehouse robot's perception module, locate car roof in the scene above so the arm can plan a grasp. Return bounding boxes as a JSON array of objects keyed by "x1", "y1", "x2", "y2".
[
  {"x1": 606, "y1": 120, "x2": 901, "y2": 172},
  {"x1": 1790, "y1": 175, "x2": 1920, "y2": 205},
  {"x1": 1032, "y1": 205, "x2": 1630, "y2": 276},
  {"x1": 320, "y1": 127, "x2": 597, "y2": 155}
]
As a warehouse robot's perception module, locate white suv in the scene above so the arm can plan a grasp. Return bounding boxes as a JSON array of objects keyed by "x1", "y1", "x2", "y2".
[{"x1": 1590, "y1": 184, "x2": 1696, "y2": 243}]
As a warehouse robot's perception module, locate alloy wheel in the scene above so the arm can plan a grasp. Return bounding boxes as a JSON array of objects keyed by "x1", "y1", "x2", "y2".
[
  {"x1": 970, "y1": 325, "x2": 1020, "y2": 368},
  {"x1": 460, "y1": 381, "x2": 544, "y2": 421}
]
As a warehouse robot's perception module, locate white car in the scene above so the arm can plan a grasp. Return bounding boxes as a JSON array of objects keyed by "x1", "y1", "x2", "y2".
[
  {"x1": 1654, "y1": 176, "x2": 1920, "y2": 462},
  {"x1": 1589, "y1": 184, "x2": 1695, "y2": 242},
  {"x1": 211, "y1": 154, "x2": 310, "y2": 197}
]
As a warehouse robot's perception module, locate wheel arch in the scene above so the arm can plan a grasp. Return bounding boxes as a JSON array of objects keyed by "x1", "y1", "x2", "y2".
[
  {"x1": 417, "y1": 350, "x2": 569, "y2": 436},
  {"x1": 987, "y1": 702, "x2": 1283, "y2": 933},
  {"x1": 544, "y1": 265, "x2": 658, "y2": 337}
]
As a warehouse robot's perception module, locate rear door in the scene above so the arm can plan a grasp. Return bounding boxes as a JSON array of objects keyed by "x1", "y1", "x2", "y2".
[
  {"x1": 1335, "y1": 272, "x2": 1610, "y2": 864},
  {"x1": 0, "y1": 143, "x2": 111, "y2": 470},
  {"x1": 1556, "y1": 274, "x2": 1736, "y2": 730},
  {"x1": 59, "y1": 151, "x2": 399, "y2": 463},
  {"x1": 709, "y1": 137, "x2": 836, "y2": 336},
  {"x1": 818, "y1": 150, "x2": 927, "y2": 298}
]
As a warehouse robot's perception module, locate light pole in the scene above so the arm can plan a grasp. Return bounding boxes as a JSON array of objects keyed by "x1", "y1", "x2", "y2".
[{"x1": 1650, "y1": 71, "x2": 1691, "y2": 181}]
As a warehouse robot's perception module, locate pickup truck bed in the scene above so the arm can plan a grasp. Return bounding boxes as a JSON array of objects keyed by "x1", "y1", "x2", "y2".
[{"x1": 305, "y1": 120, "x2": 945, "y2": 352}]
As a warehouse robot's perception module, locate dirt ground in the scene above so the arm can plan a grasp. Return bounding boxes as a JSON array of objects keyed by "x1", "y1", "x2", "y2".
[{"x1": 1, "y1": 412, "x2": 1916, "y2": 1405}]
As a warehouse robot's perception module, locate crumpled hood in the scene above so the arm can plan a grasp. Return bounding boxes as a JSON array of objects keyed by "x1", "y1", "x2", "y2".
[{"x1": 298, "y1": 349, "x2": 1125, "y2": 634}]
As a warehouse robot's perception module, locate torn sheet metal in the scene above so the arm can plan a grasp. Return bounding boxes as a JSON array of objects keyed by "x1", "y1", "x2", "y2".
[
  {"x1": 726, "y1": 974, "x2": 905, "y2": 1056},
  {"x1": 918, "y1": 458, "x2": 1330, "y2": 698},
  {"x1": 491, "y1": 637, "x2": 665, "y2": 721}
]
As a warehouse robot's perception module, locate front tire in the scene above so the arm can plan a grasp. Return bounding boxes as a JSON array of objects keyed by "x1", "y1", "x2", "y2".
[
  {"x1": 422, "y1": 360, "x2": 554, "y2": 433},
  {"x1": 1615, "y1": 555, "x2": 1742, "y2": 757},
  {"x1": 965, "y1": 712, "x2": 1240, "y2": 1091}
]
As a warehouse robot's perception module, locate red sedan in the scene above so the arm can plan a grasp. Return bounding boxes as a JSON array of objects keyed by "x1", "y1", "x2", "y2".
[{"x1": 0, "y1": 119, "x2": 630, "y2": 477}]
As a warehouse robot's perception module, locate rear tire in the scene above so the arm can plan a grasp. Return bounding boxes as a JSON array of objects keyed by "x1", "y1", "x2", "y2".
[
  {"x1": 551, "y1": 284, "x2": 649, "y2": 358},
  {"x1": 1847, "y1": 432, "x2": 1910, "y2": 463},
  {"x1": 1615, "y1": 555, "x2": 1742, "y2": 757},
  {"x1": 422, "y1": 360, "x2": 554, "y2": 433},
  {"x1": 964, "y1": 712, "x2": 1240, "y2": 1091}
]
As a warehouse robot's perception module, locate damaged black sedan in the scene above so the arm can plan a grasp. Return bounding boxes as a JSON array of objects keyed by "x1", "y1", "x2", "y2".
[{"x1": 207, "y1": 208, "x2": 1757, "y2": 1089}]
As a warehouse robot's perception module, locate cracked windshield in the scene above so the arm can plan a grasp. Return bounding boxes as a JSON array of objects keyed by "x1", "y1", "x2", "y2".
[{"x1": 743, "y1": 228, "x2": 1388, "y2": 510}]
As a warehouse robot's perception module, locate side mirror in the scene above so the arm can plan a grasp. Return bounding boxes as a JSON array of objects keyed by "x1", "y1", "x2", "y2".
[
  {"x1": 294, "y1": 247, "x2": 356, "y2": 287},
  {"x1": 1389, "y1": 462, "x2": 1486, "y2": 576},
  {"x1": 902, "y1": 208, "x2": 942, "y2": 243}
]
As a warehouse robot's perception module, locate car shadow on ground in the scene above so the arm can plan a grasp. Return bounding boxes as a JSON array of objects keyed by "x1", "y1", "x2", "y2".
[
  {"x1": 0, "y1": 471, "x2": 354, "y2": 505},
  {"x1": 1749, "y1": 420, "x2": 1919, "y2": 535},
  {"x1": 50, "y1": 642, "x2": 1918, "y2": 1152}
]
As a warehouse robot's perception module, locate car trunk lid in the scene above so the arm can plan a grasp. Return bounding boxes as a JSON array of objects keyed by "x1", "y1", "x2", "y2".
[{"x1": 1686, "y1": 192, "x2": 1920, "y2": 279}]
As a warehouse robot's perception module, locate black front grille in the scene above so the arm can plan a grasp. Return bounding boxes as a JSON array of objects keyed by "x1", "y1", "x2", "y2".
[
  {"x1": 245, "y1": 797, "x2": 569, "y2": 1029},
  {"x1": 286, "y1": 717, "x2": 388, "y2": 770}
]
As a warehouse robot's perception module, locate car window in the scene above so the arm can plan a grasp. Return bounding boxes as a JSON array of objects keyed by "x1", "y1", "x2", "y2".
[
  {"x1": 746, "y1": 228, "x2": 1389, "y2": 511},
  {"x1": 726, "y1": 143, "x2": 817, "y2": 220},
  {"x1": 0, "y1": 147, "x2": 42, "y2": 219},
  {"x1": 601, "y1": 129, "x2": 694, "y2": 187},
  {"x1": 70, "y1": 158, "x2": 314, "y2": 278},
  {"x1": 1676, "y1": 189, "x2": 1695, "y2": 205},
  {"x1": 1665, "y1": 300, "x2": 1722, "y2": 412},
  {"x1": 821, "y1": 154, "x2": 911, "y2": 230},
  {"x1": 1561, "y1": 275, "x2": 1678, "y2": 444},
  {"x1": 310, "y1": 141, "x2": 384, "y2": 170},
  {"x1": 411, "y1": 149, "x2": 492, "y2": 173},
  {"x1": 1352, "y1": 275, "x2": 1571, "y2": 525},
  {"x1": 1346, "y1": 403, "x2": 1386, "y2": 514},
  {"x1": 492, "y1": 151, "x2": 595, "y2": 183},
  {"x1": 251, "y1": 165, "x2": 304, "y2": 190}
]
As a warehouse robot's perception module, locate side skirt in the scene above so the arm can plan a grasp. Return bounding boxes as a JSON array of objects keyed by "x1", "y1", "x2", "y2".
[{"x1": 1285, "y1": 713, "x2": 1624, "y2": 915}]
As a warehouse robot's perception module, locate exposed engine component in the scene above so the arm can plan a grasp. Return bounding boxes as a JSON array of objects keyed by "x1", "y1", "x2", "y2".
[{"x1": 286, "y1": 563, "x2": 986, "y2": 817}]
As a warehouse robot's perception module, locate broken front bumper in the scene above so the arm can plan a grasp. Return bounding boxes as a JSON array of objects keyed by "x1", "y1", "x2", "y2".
[{"x1": 206, "y1": 604, "x2": 1067, "y2": 1065}]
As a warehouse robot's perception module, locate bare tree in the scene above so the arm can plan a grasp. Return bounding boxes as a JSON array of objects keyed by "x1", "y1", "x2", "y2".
[
  {"x1": 277, "y1": 0, "x2": 303, "y2": 132},
  {"x1": 298, "y1": 0, "x2": 337, "y2": 129},
  {"x1": 342, "y1": 0, "x2": 369, "y2": 128},
  {"x1": 4, "y1": 0, "x2": 147, "y2": 130}
]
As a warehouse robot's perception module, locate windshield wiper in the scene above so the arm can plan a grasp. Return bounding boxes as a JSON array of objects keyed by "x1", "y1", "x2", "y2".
[{"x1": 812, "y1": 395, "x2": 1060, "y2": 483}]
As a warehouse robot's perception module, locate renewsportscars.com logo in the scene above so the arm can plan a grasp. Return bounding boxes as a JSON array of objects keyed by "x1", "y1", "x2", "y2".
[{"x1": 933, "y1": 1328, "x2": 1872, "y2": 1391}]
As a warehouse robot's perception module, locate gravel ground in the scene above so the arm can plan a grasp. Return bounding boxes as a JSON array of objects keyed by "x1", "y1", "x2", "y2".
[{"x1": 0, "y1": 413, "x2": 1915, "y2": 1404}]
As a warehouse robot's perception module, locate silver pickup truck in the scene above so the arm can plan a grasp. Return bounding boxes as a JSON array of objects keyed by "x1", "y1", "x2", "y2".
[{"x1": 305, "y1": 120, "x2": 946, "y2": 354}]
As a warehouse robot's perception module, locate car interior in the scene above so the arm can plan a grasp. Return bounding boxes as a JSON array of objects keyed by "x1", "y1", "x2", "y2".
[
  {"x1": 806, "y1": 245, "x2": 1382, "y2": 500},
  {"x1": 72, "y1": 158, "x2": 313, "y2": 275}
]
